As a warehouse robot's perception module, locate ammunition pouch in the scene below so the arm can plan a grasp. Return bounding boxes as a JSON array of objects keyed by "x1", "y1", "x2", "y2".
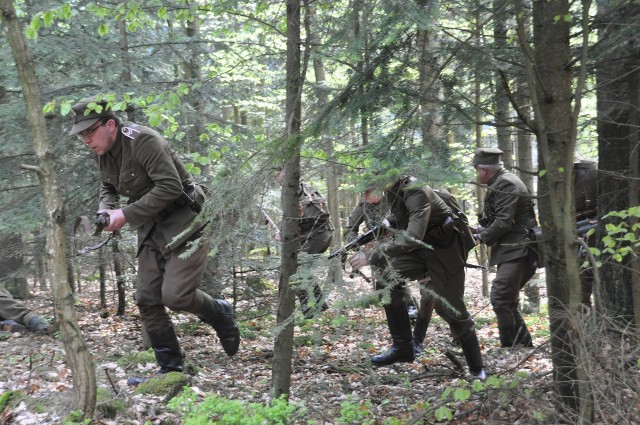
[
  {"x1": 424, "y1": 216, "x2": 457, "y2": 248},
  {"x1": 527, "y1": 226, "x2": 544, "y2": 268},
  {"x1": 158, "y1": 181, "x2": 206, "y2": 220}
]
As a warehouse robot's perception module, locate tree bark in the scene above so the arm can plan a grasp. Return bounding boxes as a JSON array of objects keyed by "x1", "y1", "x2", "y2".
[
  {"x1": 306, "y1": 1, "x2": 342, "y2": 285},
  {"x1": 0, "y1": 0, "x2": 96, "y2": 418},
  {"x1": 524, "y1": 0, "x2": 591, "y2": 415},
  {"x1": 594, "y1": 0, "x2": 639, "y2": 326},
  {"x1": 270, "y1": 0, "x2": 302, "y2": 401}
]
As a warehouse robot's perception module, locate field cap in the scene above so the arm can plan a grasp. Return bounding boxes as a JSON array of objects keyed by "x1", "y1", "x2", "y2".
[
  {"x1": 69, "y1": 96, "x2": 115, "y2": 135},
  {"x1": 472, "y1": 147, "x2": 503, "y2": 167}
]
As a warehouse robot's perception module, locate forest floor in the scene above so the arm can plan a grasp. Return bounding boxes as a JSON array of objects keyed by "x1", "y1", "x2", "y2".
[{"x1": 0, "y1": 265, "x2": 637, "y2": 424}]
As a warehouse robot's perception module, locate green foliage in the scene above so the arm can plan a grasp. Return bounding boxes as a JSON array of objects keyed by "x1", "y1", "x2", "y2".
[
  {"x1": 168, "y1": 388, "x2": 299, "y2": 424},
  {"x1": 335, "y1": 397, "x2": 376, "y2": 424},
  {"x1": 594, "y1": 207, "x2": 640, "y2": 263},
  {"x1": 63, "y1": 410, "x2": 90, "y2": 425}
]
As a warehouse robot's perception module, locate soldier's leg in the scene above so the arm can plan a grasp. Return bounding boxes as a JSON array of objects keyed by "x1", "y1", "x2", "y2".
[
  {"x1": 490, "y1": 260, "x2": 522, "y2": 347},
  {"x1": 0, "y1": 288, "x2": 33, "y2": 323},
  {"x1": 412, "y1": 277, "x2": 435, "y2": 354},
  {"x1": 370, "y1": 252, "x2": 426, "y2": 366},
  {"x1": 162, "y1": 237, "x2": 240, "y2": 356},
  {"x1": 134, "y1": 243, "x2": 184, "y2": 380},
  {"x1": 428, "y1": 264, "x2": 485, "y2": 378},
  {"x1": 299, "y1": 228, "x2": 333, "y2": 316},
  {"x1": 513, "y1": 258, "x2": 537, "y2": 347}
]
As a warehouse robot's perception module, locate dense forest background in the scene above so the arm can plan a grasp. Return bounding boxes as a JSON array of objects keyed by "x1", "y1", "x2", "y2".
[{"x1": 0, "y1": 0, "x2": 638, "y2": 423}]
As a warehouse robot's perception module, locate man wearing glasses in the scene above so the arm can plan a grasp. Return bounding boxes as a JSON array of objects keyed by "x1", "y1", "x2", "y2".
[{"x1": 70, "y1": 96, "x2": 240, "y2": 385}]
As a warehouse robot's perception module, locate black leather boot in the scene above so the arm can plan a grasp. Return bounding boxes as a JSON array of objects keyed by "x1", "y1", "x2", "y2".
[
  {"x1": 498, "y1": 325, "x2": 516, "y2": 348},
  {"x1": 198, "y1": 294, "x2": 240, "y2": 356},
  {"x1": 514, "y1": 314, "x2": 534, "y2": 348},
  {"x1": 127, "y1": 325, "x2": 183, "y2": 386},
  {"x1": 372, "y1": 303, "x2": 415, "y2": 367},
  {"x1": 412, "y1": 296, "x2": 434, "y2": 347},
  {"x1": 459, "y1": 332, "x2": 486, "y2": 380}
]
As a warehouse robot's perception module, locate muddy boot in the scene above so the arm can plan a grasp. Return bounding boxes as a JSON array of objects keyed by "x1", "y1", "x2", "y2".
[
  {"x1": 371, "y1": 303, "x2": 415, "y2": 367},
  {"x1": 127, "y1": 325, "x2": 183, "y2": 386},
  {"x1": 198, "y1": 294, "x2": 240, "y2": 356},
  {"x1": 459, "y1": 333, "x2": 486, "y2": 380}
]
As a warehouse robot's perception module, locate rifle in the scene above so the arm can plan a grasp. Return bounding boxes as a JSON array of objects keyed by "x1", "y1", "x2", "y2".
[
  {"x1": 258, "y1": 205, "x2": 281, "y2": 240},
  {"x1": 328, "y1": 225, "x2": 382, "y2": 260}
]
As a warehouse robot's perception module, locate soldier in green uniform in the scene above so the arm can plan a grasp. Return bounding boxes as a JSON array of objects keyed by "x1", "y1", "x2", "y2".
[
  {"x1": 70, "y1": 96, "x2": 240, "y2": 384},
  {"x1": 348, "y1": 174, "x2": 485, "y2": 379},
  {"x1": 343, "y1": 187, "x2": 421, "y2": 326},
  {"x1": 0, "y1": 287, "x2": 49, "y2": 332},
  {"x1": 276, "y1": 169, "x2": 333, "y2": 318},
  {"x1": 471, "y1": 148, "x2": 537, "y2": 348}
]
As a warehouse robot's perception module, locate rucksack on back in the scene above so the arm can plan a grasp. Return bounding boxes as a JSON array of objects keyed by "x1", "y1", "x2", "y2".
[{"x1": 434, "y1": 188, "x2": 475, "y2": 257}]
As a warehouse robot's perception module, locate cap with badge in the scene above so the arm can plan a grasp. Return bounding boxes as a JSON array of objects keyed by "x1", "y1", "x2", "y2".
[
  {"x1": 471, "y1": 147, "x2": 504, "y2": 167},
  {"x1": 69, "y1": 96, "x2": 116, "y2": 136}
]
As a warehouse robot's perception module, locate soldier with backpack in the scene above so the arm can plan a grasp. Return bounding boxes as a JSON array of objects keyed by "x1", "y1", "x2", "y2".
[
  {"x1": 276, "y1": 169, "x2": 334, "y2": 318},
  {"x1": 348, "y1": 174, "x2": 486, "y2": 379}
]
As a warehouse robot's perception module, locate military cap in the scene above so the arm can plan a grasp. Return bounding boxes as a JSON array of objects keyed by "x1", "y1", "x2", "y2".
[
  {"x1": 69, "y1": 96, "x2": 116, "y2": 135},
  {"x1": 471, "y1": 147, "x2": 504, "y2": 166}
]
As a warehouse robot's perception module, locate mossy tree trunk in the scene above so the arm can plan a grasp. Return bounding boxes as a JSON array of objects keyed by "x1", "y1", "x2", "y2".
[{"x1": 0, "y1": 0, "x2": 97, "y2": 418}]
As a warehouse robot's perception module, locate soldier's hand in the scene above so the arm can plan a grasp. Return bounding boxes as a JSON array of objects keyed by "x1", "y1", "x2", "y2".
[
  {"x1": 99, "y1": 209, "x2": 127, "y2": 231},
  {"x1": 469, "y1": 225, "x2": 485, "y2": 234},
  {"x1": 349, "y1": 251, "x2": 369, "y2": 271}
]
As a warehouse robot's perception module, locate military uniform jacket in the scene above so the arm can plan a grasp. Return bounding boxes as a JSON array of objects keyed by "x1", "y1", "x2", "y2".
[
  {"x1": 479, "y1": 169, "x2": 537, "y2": 266},
  {"x1": 98, "y1": 122, "x2": 205, "y2": 253},
  {"x1": 369, "y1": 177, "x2": 465, "y2": 274}
]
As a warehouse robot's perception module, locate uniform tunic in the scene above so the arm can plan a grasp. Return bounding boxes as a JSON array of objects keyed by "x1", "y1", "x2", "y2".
[
  {"x1": 478, "y1": 168, "x2": 537, "y2": 335},
  {"x1": 99, "y1": 122, "x2": 208, "y2": 333}
]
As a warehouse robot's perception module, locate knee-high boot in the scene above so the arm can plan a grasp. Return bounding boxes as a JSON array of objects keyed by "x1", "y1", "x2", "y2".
[
  {"x1": 127, "y1": 324, "x2": 183, "y2": 386},
  {"x1": 371, "y1": 303, "x2": 415, "y2": 367},
  {"x1": 514, "y1": 312, "x2": 534, "y2": 347},
  {"x1": 413, "y1": 296, "x2": 435, "y2": 348},
  {"x1": 459, "y1": 332, "x2": 486, "y2": 380},
  {"x1": 149, "y1": 325, "x2": 184, "y2": 373},
  {"x1": 198, "y1": 293, "x2": 241, "y2": 356},
  {"x1": 498, "y1": 325, "x2": 516, "y2": 348}
]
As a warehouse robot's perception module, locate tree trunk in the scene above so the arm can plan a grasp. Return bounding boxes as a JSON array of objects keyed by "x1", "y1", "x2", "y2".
[
  {"x1": 270, "y1": 0, "x2": 302, "y2": 401},
  {"x1": 99, "y1": 249, "x2": 107, "y2": 310},
  {"x1": 493, "y1": 0, "x2": 513, "y2": 167},
  {"x1": 306, "y1": 2, "x2": 342, "y2": 285},
  {"x1": 473, "y1": 6, "x2": 490, "y2": 297},
  {"x1": 0, "y1": 233, "x2": 28, "y2": 299},
  {"x1": 595, "y1": 0, "x2": 639, "y2": 326},
  {"x1": 354, "y1": 0, "x2": 370, "y2": 145},
  {"x1": 0, "y1": 0, "x2": 97, "y2": 418},
  {"x1": 516, "y1": 66, "x2": 540, "y2": 313},
  {"x1": 416, "y1": 0, "x2": 446, "y2": 164},
  {"x1": 113, "y1": 240, "x2": 127, "y2": 316},
  {"x1": 527, "y1": 0, "x2": 595, "y2": 418}
]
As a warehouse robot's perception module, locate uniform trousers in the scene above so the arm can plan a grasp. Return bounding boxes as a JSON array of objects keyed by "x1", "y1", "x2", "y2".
[
  {"x1": 490, "y1": 255, "x2": 537, "y2": 331},
  {"x1": 136, "y1": 226, "x2": 210, "y2": 334},
  {"x1": 376, "y1": 247, "x2": 475, "y2": 342},
  {"x1": 0, "y1": 288, "x2": 38, "y2": 325}
]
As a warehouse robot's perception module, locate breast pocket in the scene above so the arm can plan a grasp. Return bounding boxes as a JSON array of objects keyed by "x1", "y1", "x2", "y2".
[{"x1": 120, "y1": 166, "x2": 152, "y2": 198}]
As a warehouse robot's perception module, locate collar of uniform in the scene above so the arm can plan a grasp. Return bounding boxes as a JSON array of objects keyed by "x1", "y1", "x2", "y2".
[
  {"x1": 487, "y1": 167, "x2": 506, "y2": 186},
  {"x1": 108, "y1": 129, "x2": 123, "y2": 159}
]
